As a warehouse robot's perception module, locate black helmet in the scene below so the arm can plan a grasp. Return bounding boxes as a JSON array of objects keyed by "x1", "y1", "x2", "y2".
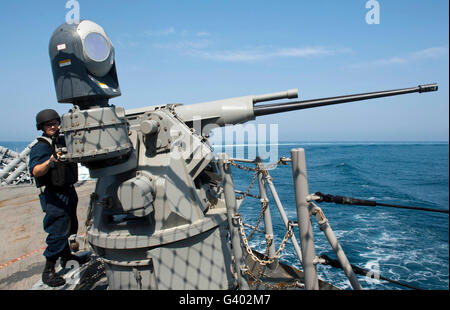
[{"x1": 36, "y1": 109, "x2": 61, "y2": 130}]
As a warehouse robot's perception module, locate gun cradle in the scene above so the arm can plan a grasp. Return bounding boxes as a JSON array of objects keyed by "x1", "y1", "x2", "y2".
[{"x1": 80, "y1": 105, "x2": 234, "y2": 289}]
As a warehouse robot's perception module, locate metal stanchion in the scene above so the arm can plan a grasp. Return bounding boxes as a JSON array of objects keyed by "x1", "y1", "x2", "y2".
[
  {"x1": 217, "y1": 153, "x2": 250, "y2": 290},
  {"x1": 255, "y1": 157, "x2": 277, "y2": 268},
  {"x1": 291, "y1": 148, "x2": 319, "y2": 290}
]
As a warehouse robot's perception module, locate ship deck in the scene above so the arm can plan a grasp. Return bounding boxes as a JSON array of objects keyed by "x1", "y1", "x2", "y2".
[{"x1": 0, "y1": 181, "x2": 95, "y2": 289}]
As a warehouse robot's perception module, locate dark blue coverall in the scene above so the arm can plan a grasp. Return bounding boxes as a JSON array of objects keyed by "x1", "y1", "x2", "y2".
[{"x1": 28, "y1": 136, "x2": 78, "y2": 259}]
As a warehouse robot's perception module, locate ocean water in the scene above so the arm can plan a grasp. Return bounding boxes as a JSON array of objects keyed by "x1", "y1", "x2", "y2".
[
  {"x1": 1, "y1": 141, "x2": 448, "y2": 290},
  {"x1": 228, "y1": 142, "x2": 449, "y2": 290}
]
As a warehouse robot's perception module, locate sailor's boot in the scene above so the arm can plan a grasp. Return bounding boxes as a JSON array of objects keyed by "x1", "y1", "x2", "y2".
[{"x1": 42, "y1": 257, "x2": 65, "y2": 287}]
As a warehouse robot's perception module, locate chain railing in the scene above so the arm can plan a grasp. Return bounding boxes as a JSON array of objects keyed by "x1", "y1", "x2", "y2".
[
  {"x1": 220, "y1": 149, "x2": 364, "y2": 290},
  {"x1": 225, "y1": 156, "x2": 304, "y2": 288},
  {"x1": 236, "y1": 213, "x2": 293, "y2": 266}
]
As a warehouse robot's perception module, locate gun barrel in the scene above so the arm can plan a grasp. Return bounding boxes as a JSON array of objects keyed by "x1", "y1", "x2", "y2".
[
  {"x1": 253, "y1": 84, "x2": 438, "y2": 117},
  {"x1": 252, "y1": 88, "x2": 298, "y2": 103}
]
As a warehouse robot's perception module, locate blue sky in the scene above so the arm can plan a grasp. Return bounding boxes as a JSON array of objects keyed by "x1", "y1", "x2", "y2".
[{"x1": 0, "y1": 0, "x2": 448, "y2": 142}]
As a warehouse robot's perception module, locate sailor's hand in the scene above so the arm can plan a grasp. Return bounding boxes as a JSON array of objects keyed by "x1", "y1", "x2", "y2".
[
  {"x1": 49, "y1": 154, "x2": 58, "y2": 162},
  {"x1": 32, "y1": 155, "x2": 58, "y2": 177}
]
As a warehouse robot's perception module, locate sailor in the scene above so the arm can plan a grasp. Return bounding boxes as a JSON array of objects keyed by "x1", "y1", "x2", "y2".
[{"x1": 29, "y1": 108, "x2": 87, "y2": 287}]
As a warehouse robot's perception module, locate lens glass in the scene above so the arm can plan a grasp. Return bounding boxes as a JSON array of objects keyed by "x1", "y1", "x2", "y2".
[{"x1": 84, "y1": 32, "x2": 110, "y2": 62}]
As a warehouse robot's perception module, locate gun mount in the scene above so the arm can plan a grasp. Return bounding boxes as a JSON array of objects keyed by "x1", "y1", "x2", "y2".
[{"x1": 49, "y1": 20, "x2": 438, "y2": 289}]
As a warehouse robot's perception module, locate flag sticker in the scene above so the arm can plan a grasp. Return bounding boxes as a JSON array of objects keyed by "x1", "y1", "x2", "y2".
[
  {"x1": 59, "y1": 59, "x2": 71, "y2": 67},
  {"x1": 57, "y1": 43, "x2": 66, "y2": 51}
]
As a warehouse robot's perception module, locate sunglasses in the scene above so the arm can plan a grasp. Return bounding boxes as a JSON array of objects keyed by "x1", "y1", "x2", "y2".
[{"x1": 43, "y1": 120, "x2": 60, "y2": 127}]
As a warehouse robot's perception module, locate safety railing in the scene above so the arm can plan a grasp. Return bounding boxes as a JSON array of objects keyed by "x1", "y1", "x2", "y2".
[{"x1": 216, "y1": 148, "x2": 363, "y2": 290}]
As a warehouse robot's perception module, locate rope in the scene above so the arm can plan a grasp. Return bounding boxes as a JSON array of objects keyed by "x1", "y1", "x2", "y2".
[{"x1": 314, "y1": 192, "x2": 449, "y2": 214}]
